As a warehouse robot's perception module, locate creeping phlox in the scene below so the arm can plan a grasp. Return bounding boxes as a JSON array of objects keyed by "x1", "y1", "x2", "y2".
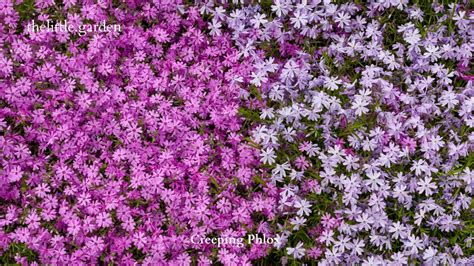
[
  {"x1": 205, "y1": 0, "x2": 474, "y2": 265},
  {"x1": 0, "y1": 1, "x2": 278, "y2": 265},
  {"x1": 0, "y1": 0, "x2": 473, "y2": 265}
]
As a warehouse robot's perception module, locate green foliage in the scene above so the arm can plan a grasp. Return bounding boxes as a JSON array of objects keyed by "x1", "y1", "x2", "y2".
[
  {"x1": 0, "y1": 242, "x2": 39, "y2": 265},
  {"x1": 14, "y1": 0, "x2": 36, "y2": 23}
]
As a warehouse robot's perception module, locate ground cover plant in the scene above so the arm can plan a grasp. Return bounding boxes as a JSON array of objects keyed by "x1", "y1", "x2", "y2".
[{"x1": 0, "y1": 0, "x2": 473, "y2": 265}]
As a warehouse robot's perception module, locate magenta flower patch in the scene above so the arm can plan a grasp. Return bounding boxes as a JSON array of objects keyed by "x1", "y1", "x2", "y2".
[{"x1": 1, "y1": 1, "x2": 279, "y2": 265}]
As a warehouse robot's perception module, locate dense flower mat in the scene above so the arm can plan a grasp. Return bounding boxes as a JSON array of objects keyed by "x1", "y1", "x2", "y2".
[{"x1": 0, "y1": 0, "x2": 473, "y2": 265}]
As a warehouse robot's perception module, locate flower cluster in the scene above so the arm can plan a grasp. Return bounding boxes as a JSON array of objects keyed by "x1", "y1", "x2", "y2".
[
  {"x1": 205, "y1": 0, "x2": 474, "y2": 264},
  {"x1": 0, "y1": 1, "x2": 280, "y2": 265}
]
